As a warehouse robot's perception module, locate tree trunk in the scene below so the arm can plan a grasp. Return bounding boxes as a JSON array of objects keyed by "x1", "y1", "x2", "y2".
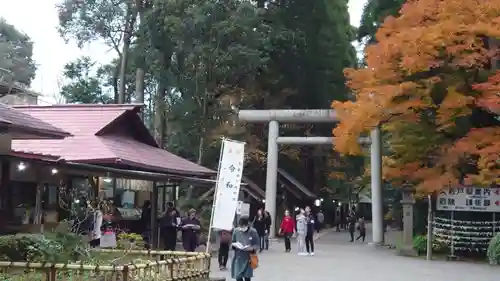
[
  {"x1": 118, "y1": 6, "x2": 138, "y2": 104},
  {"x1": 154, "y1": 83, "x2": 166, "y2": 148},
  {"x1": 135, "y1": 0, "x2": 146, "y2": 117},
  {"x1": 135, "y1": 68, "x2": 145, "y2": 112}
]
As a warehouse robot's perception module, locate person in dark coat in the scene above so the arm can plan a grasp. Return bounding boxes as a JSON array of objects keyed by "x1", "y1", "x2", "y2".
[
  {"x1": 161, "y1": 207, "x2": 180, "y2": 251},
  {"x1": 252, "y1": 209, "x2": 266, "y2": 252},
  {"x1": 180, "y1": 208, "x2": 201, "y2": 252},
  {"x1": 348, "y1": 206, "x2": 357, "y2": 242},
  {"x1": 263, "y1": 211, "x2": 272, "y2": 250},
  {"x1": 140, "y1": 200, "x2": 152, "y2": 249}
]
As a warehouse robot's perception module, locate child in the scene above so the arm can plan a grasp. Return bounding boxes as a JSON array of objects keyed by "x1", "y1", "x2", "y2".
[{"x1": 356, "y1": 217, "x2": 366, "y2": 242}]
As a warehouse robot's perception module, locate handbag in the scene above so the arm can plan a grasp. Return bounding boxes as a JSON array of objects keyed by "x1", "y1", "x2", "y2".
[
  {"x1": 249, "y1": 253, "x2": 259, "y2": 269},
  {"x1": 100, "y1": 231, "x2": 117, "y2": 248}
]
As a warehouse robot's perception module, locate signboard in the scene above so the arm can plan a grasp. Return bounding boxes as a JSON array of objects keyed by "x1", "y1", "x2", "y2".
[
  {"x1": 236, "y1": 201, "x2": 250, "y2": 217},
  {"x1": 437, "y1": 186, "x2": 500, "y2": 212},
  {"x1": 211, "y1": 139, "x2": 245, "y2": 230}
]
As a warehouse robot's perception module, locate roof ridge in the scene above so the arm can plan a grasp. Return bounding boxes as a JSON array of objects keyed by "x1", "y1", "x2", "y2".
[{"x1": 13, "y1": 103, "x2": 144, "y2": 109}]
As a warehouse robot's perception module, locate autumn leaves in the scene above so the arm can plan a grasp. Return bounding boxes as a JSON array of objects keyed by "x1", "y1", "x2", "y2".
[{"x1": 332, "y1": 0, "x2": 500, "y2": 192}]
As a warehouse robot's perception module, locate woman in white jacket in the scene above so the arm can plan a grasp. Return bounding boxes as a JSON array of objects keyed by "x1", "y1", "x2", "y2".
[
  {"x1": 89, "y1": 203, "x2": 103, "y2": 247},
  {"x1": 296, "y1": 209, "x2": 307, "y2": 256}
]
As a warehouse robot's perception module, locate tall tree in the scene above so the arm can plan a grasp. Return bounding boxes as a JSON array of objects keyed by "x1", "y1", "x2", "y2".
[
  {"x1": 357, "y1": 0, "x2": 405, "y2": 43},
  {"x1": 332, "y1": 0, "x2": 500, "y2": 192},
  {"x1": 59, "y1": 56, "x2": 113, "y2": 104},
  {"x1": 0, "y1": 19, "x2": 36, "y2": 86},
  {"x1": 57, "y1": 0, "x2": 140, "y2": 103}
]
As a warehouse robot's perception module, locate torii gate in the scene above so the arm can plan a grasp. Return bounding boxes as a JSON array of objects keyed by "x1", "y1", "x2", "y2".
[{"x1": 238, "y1": 109, "x2": 384, "y2": 245}]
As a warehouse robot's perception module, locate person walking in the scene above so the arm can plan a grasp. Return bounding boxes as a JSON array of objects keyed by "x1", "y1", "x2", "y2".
[
  {"x1": 252, "y1": 209, "x2": 266, "y2": 252},
  {"x1": 356, "y1": 216, "x2": 366, "y2": 242},
  {"x1": 304, "y1": 206, "x2": 315, "y2": 256},
  {"x1": 180, "y1": 209, "x2": 201, "y2": 251},
  {"x1": 263, "y1": 211, "x2": 272, "y2": 250},
  {"x1": 219, "y1": 229, "x2": 232, "y2": 270},
  {"x1": 231, "y1": 217, "x2": 259, "y2": 281},
  {"x1": 160, "y1": 207, "x2": 179, "y2": 251},
  {"x1": 316, "y1": 210, "x2": 324, "y2": 233},
  {"x1": 295, "y1": 209, "x2": 308, "y2": 256},
  {"x1": 348, "y1": 207, "x2": 357, "y2": 242},
  {"x1": 279, "y1": 210, "x2": 295, "y2": 252}
]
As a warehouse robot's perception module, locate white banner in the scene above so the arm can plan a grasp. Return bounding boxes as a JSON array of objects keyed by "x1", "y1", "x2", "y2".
[
  {"x1": 211, "y1": 139, "x2": 245, "y2": 230},
  {"x1": 437, "y1": 186, "x2": 500, "y2": 212}
]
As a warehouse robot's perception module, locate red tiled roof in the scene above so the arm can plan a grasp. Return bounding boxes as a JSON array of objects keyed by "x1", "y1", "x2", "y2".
[
  {"x1": 12, "y1": 104, "x2": 215, "y2": 176},
  {"x1": 0, "y1": 103, "x2": 70, "y2": 139}
]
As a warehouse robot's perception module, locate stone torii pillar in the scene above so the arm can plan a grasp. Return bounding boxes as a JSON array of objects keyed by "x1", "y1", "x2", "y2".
[{"x1": 238, "y1": 109, "x2": 384, "y2": 244}]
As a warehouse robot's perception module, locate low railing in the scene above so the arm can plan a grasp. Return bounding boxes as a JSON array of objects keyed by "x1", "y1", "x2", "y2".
[{"x1": 0, "y1": 251, "x2": 211, "y2": 281}]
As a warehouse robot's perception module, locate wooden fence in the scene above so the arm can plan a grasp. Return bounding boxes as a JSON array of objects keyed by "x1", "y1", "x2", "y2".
[{"x1": 0, "y1": 251, "x2": 211, "y2": 281}]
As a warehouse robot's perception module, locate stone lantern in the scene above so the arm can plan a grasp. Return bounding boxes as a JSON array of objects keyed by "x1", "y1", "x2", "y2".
[{"x1": 397, "y1": 184, "x2": 418, "y2": 256}]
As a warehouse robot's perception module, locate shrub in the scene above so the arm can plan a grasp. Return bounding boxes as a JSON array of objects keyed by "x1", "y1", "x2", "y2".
[
  {"x1": 0, "y1": 231, "x2": 90, "y2": 263},
  {"x1": 487, "y1": 233, "x2": 500, "y2": 265},
  {"x1": 413, "y1": 235, "x2": 449, "y2": 255},
  {"x1": 0, "y1": 234, "x2": 62, "y2": 262},
  {"x1": 117, "y1": 232, "x2": 144, "y2": 250}
]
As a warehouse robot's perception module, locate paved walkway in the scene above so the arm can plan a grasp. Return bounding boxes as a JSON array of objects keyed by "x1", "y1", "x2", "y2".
[{"x1": 210, "y1": 229, "x2": 499, "y2": 281}]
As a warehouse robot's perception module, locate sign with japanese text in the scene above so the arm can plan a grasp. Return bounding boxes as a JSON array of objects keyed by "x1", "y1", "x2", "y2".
[
  {"x1": 436, "y1": 186, "x2": 500, "y2": 212},
  {"x1": 211, "y1": 139, "x2": 245, "y2": 230}
]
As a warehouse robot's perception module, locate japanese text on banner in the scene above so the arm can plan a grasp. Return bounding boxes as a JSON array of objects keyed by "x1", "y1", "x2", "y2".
[{"x1": 211, "y1": 139, "x2": 245, "y2": 230}]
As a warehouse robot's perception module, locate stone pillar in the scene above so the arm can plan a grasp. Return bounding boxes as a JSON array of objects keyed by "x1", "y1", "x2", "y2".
[
  {"x1": 397, "y1": 186, "x2": 417, "y2": 256},
  {"x1": 265, "y1": 120, "x2": 279, "y2": 237},
  {"x1": 370, "y1": 126, "x2": 384, "y2": 245}
]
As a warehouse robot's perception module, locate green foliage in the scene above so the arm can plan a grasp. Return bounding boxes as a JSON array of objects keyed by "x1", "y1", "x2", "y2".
[
  {"x1": 357, "y1": 0, "x2": 406, "y2": 43},
  {"x1": 487, "y1": 233, "x2": 500, "y2": 265},
  {"x1": 0, "y1": 18, "x2": 36, "y2": 86},
  {"x1": 412, "y1": 235, "x2": 449, "y2": 255},
  {"x1": 0, "y1": 234, "x2": 63, "y2": 262},
  {"x1": 60, "y1": 56, "x2": 114, "y2": 104},
  {"x1": 0, "y1": 230, "x2": 90, "y2": 263},
  {"x1": 116, "y1": 232, "x2": 144, "y2": 250}
]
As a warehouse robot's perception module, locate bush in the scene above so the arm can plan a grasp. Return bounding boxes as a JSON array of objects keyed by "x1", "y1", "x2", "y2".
[
  {"x1": 0, "y1": 234, "x2": 62, "y2": 262},
  {"x1": 487, "y1": 233, "x2": 500, "y2": 265},
  {"x1": 413, "y1": 235, "x2": 449, "y2": 255},
  {"x1": 0, "y1": 231, "x2": 89, "y2": 263}
]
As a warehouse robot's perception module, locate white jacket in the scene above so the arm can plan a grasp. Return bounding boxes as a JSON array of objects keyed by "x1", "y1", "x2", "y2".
[{"x1": 90, "y1": 210, "x2": 103, "y2": 240}]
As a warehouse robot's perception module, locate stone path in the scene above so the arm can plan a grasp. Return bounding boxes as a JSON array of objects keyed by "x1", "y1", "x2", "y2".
[{"x1": 209, "y1": 228, "x2": 499, "y2": 281}]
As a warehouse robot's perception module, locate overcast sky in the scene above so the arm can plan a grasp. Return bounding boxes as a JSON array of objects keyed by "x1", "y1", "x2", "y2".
[{"x1": 0, "y1": 0, "x2": 367, "y2": 104}]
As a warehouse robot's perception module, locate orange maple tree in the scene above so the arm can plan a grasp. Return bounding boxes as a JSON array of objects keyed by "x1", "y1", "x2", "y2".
[{"x1": 332, "y1": 0, "x2": 500, "y2": 193}]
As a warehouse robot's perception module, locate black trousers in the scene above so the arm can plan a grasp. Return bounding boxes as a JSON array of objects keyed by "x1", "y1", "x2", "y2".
[
  {"x1": 284, "y1": 232, "x2": 292, "y2": 251},
  {"x1": 356, "y1": 229, "x2": 366, "y2": 242},
  {"x1": 237, "y1": 278, "x2": 251, "y2": 281},
  {"x1": 163, "y1": 230, "x2": 177, "y2": 251},
  {"x1": 218, "y1": 242, "x2": 229, "y2": 267},
  {"x1": 305, "y1": 232, "x2": 314, "y2": 253},
  {"x1": 89, "y1": 238, "x2": 100, "y2": 248},
  {"x1": 258, "y1": 234, "x2": 265, "y2": 251}
]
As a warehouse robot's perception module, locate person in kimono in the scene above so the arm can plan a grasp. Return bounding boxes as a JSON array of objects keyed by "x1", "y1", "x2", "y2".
[
  {"x1": 295, "y1": 209, "x2": 307, "y2": 256},
  {"x1": 231, "y1": 216, "x2": 259, "y2": 281},
  {"x1": 180, "y1": 208, "x2": 201, "y2": 251}
]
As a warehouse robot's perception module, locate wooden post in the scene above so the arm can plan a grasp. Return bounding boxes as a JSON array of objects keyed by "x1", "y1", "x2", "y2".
[
  {"x1": 426, "y1": 194, "x2": 433, "y2": 260},
  {"x1": 151, "y1": 181, "x2": 159, "y2": 249},
  {"x1": 33, "y1": 167, "x2": 44, "y2": 232}
]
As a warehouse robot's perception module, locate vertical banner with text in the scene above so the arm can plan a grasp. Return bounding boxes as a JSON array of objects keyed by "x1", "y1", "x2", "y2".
[{"x1": 211, "y1": 139, "x2": 245, "y2": 230}]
